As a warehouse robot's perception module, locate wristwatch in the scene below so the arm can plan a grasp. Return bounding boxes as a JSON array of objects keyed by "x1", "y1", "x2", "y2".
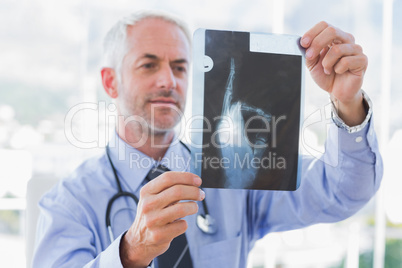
[{"x1": 331, "y1": 89, "x2": 372, "y2": 133}]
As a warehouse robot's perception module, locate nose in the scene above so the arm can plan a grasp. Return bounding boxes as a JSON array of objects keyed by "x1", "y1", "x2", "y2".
[{"x1": 156, "y1": 64, "x2": 177, "y2": 91}]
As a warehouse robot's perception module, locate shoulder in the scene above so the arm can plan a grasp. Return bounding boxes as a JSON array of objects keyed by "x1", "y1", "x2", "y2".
[
  {"x1": 66, "y1": 153, "x2": 111, "y2": 190},
  {"x1": 40, "y1": 152, "x2": 113, "y2": 210}
]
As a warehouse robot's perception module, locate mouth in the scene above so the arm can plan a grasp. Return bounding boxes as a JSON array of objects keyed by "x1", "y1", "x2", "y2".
[{"x1": 149, "y1": 98, "x2": 178, "y2": 107}]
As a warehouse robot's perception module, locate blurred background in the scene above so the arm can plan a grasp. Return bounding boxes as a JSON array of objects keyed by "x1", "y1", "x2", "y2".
[{"x1": 0, "y1": 0, "x2": 401, "y2": 267}]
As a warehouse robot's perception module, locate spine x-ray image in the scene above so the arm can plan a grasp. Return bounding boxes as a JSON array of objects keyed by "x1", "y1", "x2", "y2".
[
  {"x1": 216, "y1": 57, "x2": 272, "y2": 188},
  {"x1": 192, "y1": 29, "x2": 303, "y2": 191}
]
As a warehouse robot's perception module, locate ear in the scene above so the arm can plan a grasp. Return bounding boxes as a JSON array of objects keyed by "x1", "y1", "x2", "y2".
[{"x1": 101, "y1": 67, "x2": 119, "y2": 98}]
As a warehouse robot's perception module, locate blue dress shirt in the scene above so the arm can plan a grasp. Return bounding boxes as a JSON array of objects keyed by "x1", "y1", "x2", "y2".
[{"x1": 33, "y1": 118, "x2": 383, "y2": 268}]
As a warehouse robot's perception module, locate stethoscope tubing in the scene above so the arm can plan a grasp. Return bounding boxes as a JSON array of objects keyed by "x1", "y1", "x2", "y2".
[{"x1": 105, "y1": 142, "x2": 216, "y2": 243}]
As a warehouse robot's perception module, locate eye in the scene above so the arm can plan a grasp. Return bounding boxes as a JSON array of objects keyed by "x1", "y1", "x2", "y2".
[
  {"x1": 172, "y1": 65, "x2": 187, "y2": 73},
  {"x1": 142, "y1": 62, "x2": 157, "y2": 69}
]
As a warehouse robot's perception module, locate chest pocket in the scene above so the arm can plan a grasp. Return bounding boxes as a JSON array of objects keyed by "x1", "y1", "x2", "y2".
[{"x1": 196, "y1": 234, "x2": 242, "y2": 268}]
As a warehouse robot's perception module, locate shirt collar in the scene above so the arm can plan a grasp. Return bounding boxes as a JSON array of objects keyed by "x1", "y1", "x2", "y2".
[{"x1": 107, "y1": 131, "x2": 190, "y2": 193}]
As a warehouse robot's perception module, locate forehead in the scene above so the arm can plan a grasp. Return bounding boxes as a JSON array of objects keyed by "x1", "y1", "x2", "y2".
[{"x1": 125, "y1": 18, "x2": 190, "y2": 61}]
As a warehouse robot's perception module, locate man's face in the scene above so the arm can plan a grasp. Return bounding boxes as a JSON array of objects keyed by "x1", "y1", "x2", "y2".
[{"x1": 117, "y1": 18, "x2": 190, "y2": 134}]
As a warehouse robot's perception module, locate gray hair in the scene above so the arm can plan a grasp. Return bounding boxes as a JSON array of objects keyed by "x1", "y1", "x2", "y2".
[{"x1": 102, "y1": 10, "x2": 191, "y2": 82}]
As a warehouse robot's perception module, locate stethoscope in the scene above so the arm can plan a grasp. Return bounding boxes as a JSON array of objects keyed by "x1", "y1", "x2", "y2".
[{"x1": 105, "y1": 142, "x2": 218, "y2": 243}]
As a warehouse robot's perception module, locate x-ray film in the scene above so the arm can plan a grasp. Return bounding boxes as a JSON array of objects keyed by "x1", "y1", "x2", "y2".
[{"x1": 191, "y1": 29, "x2": 305, "y2": 191}]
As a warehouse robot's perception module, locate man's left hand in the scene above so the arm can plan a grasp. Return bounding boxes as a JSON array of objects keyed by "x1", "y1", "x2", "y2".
[{"x1": 300, "y1": 21, "x2": 368, "y2": 126}]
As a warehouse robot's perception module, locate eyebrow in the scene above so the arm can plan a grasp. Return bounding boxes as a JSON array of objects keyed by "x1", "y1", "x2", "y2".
[
  {"x1": 142, "y1": 53, "x2": 188, "y2": 64},
  {"x1": 143, "y1": 54, "x2": 158, "y2": 60}
]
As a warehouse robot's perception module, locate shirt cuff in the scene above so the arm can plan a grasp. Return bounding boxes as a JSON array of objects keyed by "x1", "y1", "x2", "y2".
[
  {"x1": 83, "y1": 233, "x2": 125, "y2": 268},
  {"x1": 331, "y1": 89, "x2": 372, "y2": 133},
  {"x1": 97, "y1": 233, "x2": 125, "y2": 268}
]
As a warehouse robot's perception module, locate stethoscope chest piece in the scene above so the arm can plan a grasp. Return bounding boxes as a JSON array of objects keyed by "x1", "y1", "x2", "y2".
[{"x1": 197, "y1": 214, "x2": 218, "y2": 234}]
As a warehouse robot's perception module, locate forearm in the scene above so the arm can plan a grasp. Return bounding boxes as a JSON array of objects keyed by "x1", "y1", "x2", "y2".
[
  {"x1": 322, "y1": 121, "x2": 381, "y2": 205},
  {"x1": 34, "y1": 213, "x2": 125, "y2": 268},
  {"x1": 331, "y1": 90, "x2": 367, "y2": 126},
  {"x1": 250, "y1": 117, "x2": 383, "y2": 238}
]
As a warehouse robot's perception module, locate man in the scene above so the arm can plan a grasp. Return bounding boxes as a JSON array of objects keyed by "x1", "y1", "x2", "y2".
[{"x1": 33, "y1": 10, "x2": 383, "y2": 268}]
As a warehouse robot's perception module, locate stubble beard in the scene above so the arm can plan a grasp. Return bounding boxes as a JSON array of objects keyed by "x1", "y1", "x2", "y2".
[{"x1": 118, "y1": 93, "x2": 185, "y2": 138}]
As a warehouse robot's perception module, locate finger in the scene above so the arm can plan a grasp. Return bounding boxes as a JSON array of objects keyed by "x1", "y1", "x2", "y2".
[
  {"x1": 141, "y1": 201, "x2": 197, "y2": 228},
  {"x1": 159, "y1": 185, "x2": 205, "y2": 207},
  {"x1": 304, "y1": 24, "x2": 355, "y2": 61},
  {"x1": 141, "y1": 171, "x2": 201, "y2": 196},
  {"x1": 301, "y1": 21, "x2": 355, "y2": 48},
  {"x1": 164, "y1": 219, "x2": 188, "y2": 239},
  {"x1": 305, "y1": 45, "x2": 329, "y2": 72},
  {"x1": 148, "y1": 219, "x2": 188, "y2": 246},
  {"x1": 322, "y1": 44, "x2": 363, "y2": 74},
  {"x1": 140, "y1": 185, "x2": 204, "y2": 215},
  {"x1": 301, "y1": 21, "x2": 330, "y2": 47},
  {"x1": 333, "y1": 54, "x2": 368, "y2": 75},
  {"x1": 158, "y1": 201, "x2": 199, "y2": 225}
]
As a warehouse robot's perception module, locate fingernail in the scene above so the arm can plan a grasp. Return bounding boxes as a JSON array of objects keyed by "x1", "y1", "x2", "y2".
[
  {"x1": 301, "y1": 37, "x2": 310, "y2": 46},
  {"x1": 199, "y1": 189, "x2": 205, "y2": 200},
  {"x1": 324, "y1": 68, "x2": 330, "y2": 75},
  {"x1": 194, "y1": 176, "x2": 202, "y2": 186},
  {"x1": 306, "y1": 49, "x2": 313, "y2": 59}
]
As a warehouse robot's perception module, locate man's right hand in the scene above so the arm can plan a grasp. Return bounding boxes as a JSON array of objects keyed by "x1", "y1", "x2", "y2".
[{"x1": 119, "y1": 172, "x2": 204, "y2": 268}]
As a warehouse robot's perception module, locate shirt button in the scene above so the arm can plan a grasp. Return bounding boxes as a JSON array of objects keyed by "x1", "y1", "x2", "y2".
[{"x1": 355, "y1": 136, "x2": 363, "y2": 143}]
